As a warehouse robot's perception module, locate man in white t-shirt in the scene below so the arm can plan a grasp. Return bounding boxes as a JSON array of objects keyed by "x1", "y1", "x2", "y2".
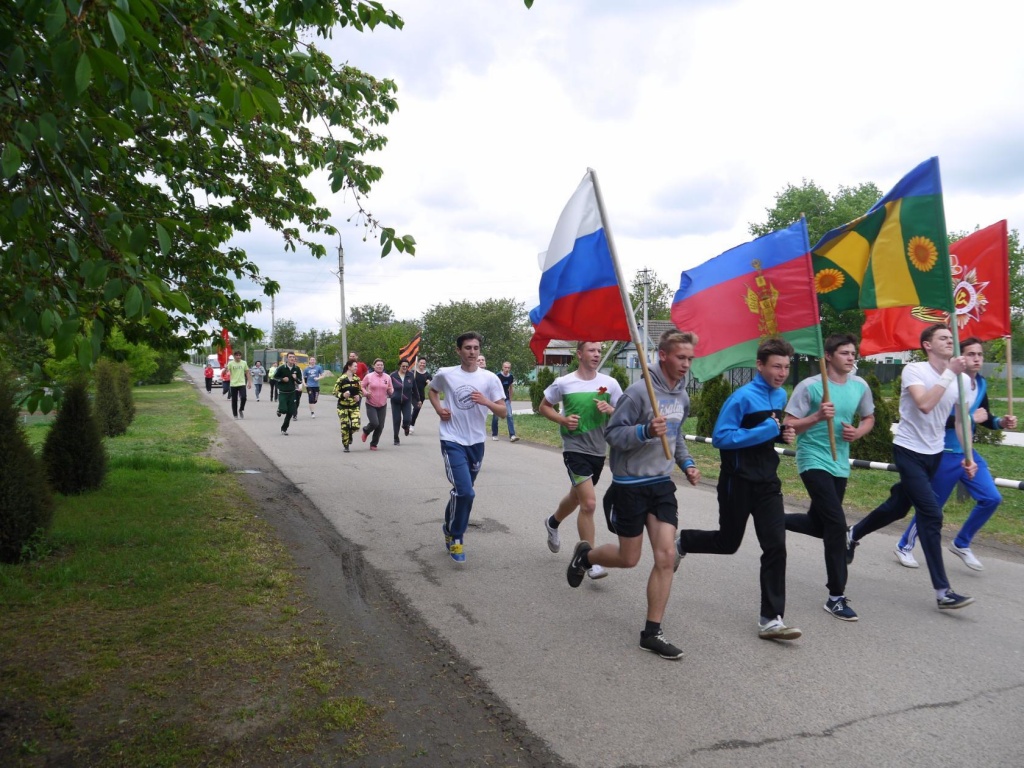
[
  {"x1": 540, "y1": 341, "x2": 623, "y2": 580},
  {"x1": 846, "y1": 324, "x2": 976, "y2": 610},
  {"x1": 428, "y1": 332, "x2": 507, "y2": 565}
]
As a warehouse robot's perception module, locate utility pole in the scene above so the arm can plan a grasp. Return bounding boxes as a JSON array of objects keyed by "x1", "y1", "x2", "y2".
[
  {"x1": 638, "y1": 267, "x2": 652, "y2": 364},
  {"x1": 331, "y1": 234, "x2": 348, "y2": 362},
  {"x1": 270, "y1": 294, "x2": 276, "y2": 348}
]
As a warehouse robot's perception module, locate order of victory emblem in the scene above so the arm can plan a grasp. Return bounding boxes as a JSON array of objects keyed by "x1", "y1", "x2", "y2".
[{"x1": 908, "y1": 253, "x2": 991, "y2": 329}]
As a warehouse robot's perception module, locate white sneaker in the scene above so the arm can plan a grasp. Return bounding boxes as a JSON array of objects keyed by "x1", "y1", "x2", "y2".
[
  {"x1": 757, "y1": 616, "x2": 802, "y2": 641},
  {"x1": 409, "y1": 425, "x2": 415, "y2": 434},
  {"x1": 510, "y1": 435, "x2": 520, "y2": 442},
  {"x1": 894, "y1": 546, "x2": 919, "y2": 568},
  {"x1": 311, "y1": 412, "x2": 316, "y2": 419},
  {"x1": 949, "y1": 543, "x2": 983, "y2": 571},
  {"x1": 543, "y1": 516, "x2": 561, "y2": 553},
  {"x1": 492, "y1": 436, "x2": 498, "y2": 441},
  {"x1": 587, "y1": 564, "x2": 608, "y2": 580}
]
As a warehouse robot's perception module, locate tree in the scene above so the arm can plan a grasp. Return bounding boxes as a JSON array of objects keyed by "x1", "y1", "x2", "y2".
[
  {"x1": 42, "y1": 377, "x2": 107, "y2": 495},
  {"x1": 350, "y1": 303, "x2": 396, "y2": 326},
  {"x1": 749, "y1": 180, "x2": 883, "y2": 339},
  {"x1": 94, "y1": 358, "x2": 128, "y2": 437},
  {"x1": 629, "y1": 269, "x2": 673, "y2": 323},
  {"x1": 421, "y1": 299, "x2": 534, "y2": 377},
  {"x1": 272, "y1": 320, "x2": 299, "y2": 350},
  {"x1": 1, "y1": 0, "x2": 415, "y2": 407},
  {"x1": 347, "y1": 319, "x2": 419, "y2": 371},
  {"x1": 0, "y1": 372, "x2": 54, "y2": 563}
]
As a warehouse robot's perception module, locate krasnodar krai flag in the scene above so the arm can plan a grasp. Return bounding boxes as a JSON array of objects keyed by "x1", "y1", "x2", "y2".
[
  {"x1": 860, "y1": 220, "x2": 1010, "y2": 355},
  {"x1": 671, "y1": 219, "x2": 824, "y2": 382},
  {"x1": 528, "y1": 172, "x2": 631, "y2": 362}
]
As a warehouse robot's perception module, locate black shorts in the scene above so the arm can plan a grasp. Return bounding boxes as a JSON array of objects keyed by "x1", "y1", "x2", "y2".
[
  {"x1": 603, "y1": 480, "x2": 678, "y2": 539},
  {"x1": 306, "y1": 388, "x2": 320, "y2": 404},
  {"x1": 563, "y1": 452, "x2": 605, "y2": 488}
]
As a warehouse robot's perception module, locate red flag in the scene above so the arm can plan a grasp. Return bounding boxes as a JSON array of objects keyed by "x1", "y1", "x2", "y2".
[
  {"x1": 219, "y1": 328, "x2": 231, "y2": 366},
  {"x1": 860, "y1": 221, "x2": 1010, "y2": 355}
]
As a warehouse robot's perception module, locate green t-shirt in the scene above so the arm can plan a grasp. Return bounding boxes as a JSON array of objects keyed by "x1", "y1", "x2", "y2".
[
  {"x1": 227, "y1": 359, "x2": 248, "y2": 387},
  {"x1": 785, "y1": 374, "x2": 874, "y2": 477}
]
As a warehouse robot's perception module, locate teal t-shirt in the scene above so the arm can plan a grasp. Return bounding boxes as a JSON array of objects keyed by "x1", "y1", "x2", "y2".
[{"x1": 785, "y1": 374, "x2": 874, "y2": 477}]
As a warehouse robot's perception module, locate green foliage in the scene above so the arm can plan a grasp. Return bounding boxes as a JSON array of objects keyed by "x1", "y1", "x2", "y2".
[
  {"x1": 273, "y1": 320, "x2": 300, "y2": 349},
  {"x1": 695, "y1": 375, "x2": 733, "y2": 438},
  {"x1": 94, "y1": 359, "x2": 128, "y2": 437},
  {"x1": 350, "y1": 303, "x2": 396, "y2": 325},
  {"x1": 0, "y1": 373, "x2": 54, "y2": 563},
  {"x1": 142, "y1": 349, "x2": 186, "y2": 385},
  {"x1": 420, "y1": 298, "x2": 534, "y2": 376},
  {"x1": 850, "y1": 374, "x2": 898, "y2": 463},
  {"x1": 42, "y1": 378, "x2": 106, "y2": 495},
  {"x1": 117, "y1": 362, "x2": 137, "y2": 426},
  {"x1": 608, "y1": 364, "x2": 629, "y2": 393},
  {"x1": 0, "y1": 0, "x2": 413, "y2": 385},
  {"x1": 347, "y1": 316, "x2": 420, "y2": 372},
  {"x1": 530, "y1": 367, "x2": 556, "y2": 414},
  {"x1": 629, "y1": 269, "x2": 673, "y2": 322}
]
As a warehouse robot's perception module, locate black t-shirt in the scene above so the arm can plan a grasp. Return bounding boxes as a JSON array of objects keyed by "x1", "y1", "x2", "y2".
[{"x1": 414, "y1": 370, "x2": 432, "y2": 400}]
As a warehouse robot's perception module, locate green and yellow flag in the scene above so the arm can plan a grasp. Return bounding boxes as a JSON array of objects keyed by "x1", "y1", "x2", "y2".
[{"x1": 812, "y1": 157, "x2": 954, "y2": 312}]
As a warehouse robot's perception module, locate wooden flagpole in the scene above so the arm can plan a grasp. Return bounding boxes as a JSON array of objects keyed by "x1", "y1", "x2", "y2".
[
  {"x1": 1007, "y1": 337, "x2": 1014, "y2": 418},
  {"x1": 588, "y1": 167, "x2": 672, "y2": 460}
]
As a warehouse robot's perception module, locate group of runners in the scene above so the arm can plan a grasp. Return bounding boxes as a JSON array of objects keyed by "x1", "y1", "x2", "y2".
[{"x1": 420, "y1": 324, "x2": 1015, "y2": 661}]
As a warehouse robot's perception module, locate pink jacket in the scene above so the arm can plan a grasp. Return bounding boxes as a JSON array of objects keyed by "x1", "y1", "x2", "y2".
[{"x1": 361, "y1": 371, "x2": 394, "y2": 407}]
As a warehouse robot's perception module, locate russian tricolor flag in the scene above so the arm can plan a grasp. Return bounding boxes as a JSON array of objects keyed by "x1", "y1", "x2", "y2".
[{"x1": 529, "y1": 172, "x2": 631, "y2": 361}]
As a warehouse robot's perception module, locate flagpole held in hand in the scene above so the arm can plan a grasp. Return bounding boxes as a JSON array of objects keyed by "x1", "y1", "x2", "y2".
[
  {"x1": 588, "y1": 167, "x2": 673, "y2": 460},
  {"x1": 1007, "y1": 336, "x2": 1014, "y2": 418},
  {"x1": 818, "y1": 358, "x2": 838, "y2": 461}
]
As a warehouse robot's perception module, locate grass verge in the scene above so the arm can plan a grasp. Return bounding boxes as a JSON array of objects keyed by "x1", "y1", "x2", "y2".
[
  {"x1": 1, "y1": 379, "x2": 389, "y2": 766},
  {"x1": 513, "y1": 412, "x2": 1024, "y2": 548}
]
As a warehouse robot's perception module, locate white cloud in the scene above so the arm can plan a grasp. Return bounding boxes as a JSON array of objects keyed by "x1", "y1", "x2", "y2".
[{"x1": 231, "y1": 0, "x2": 1024, "y2": 342}]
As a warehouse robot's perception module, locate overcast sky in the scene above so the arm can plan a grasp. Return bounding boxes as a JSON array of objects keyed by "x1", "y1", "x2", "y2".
[{"x1": 233, "y1": 0, "x2": 1024, "y2": 340}]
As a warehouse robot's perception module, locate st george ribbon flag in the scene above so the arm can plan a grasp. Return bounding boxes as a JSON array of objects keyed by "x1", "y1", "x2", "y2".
[
  {"x1": 398, "y1": 331, "x2": 422, "y2": 365},
  {"x1": 528, "y1": 172, "x2": 631, "y2": 362},
  {"x1": 671, "y1": 219, "x2": 823, "y2": 382},
  {"x1": 812, "y1": 157, "x2": 954, "y2": 313},
  {"x1": 860, "y1": 220, "x2": 1010, "y2": 355}
]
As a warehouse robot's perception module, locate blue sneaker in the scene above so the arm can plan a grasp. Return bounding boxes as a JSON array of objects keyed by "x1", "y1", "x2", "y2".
[
  {"x1": 937, "y1": 589, "x2": 974, "y2": 610},
  {"x1": 824, "y1": 596, "x2": 858, "y2": 621},
  {"x1": 442, "y1": 526, "x2": 452, "y2": 553},
  {"x1": 449, "y1": 538, "x2": 466, "y2": 564}
]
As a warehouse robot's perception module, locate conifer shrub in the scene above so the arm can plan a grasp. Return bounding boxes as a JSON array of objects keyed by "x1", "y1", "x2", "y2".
[
  {"x1": 42, "y1": 378, "x2": 107, "y2": 495},
  {"x1": 0, "y1": 377, "x2": 54, "y2": 563},
  {"x1": 850, "y1": 373, "x2": 899, "y2": 464},
  {"x1": 530, "y1": 367, "x2": 556, "y2": 413},
  {"x1": 695, "y1": 375, "x2": 733, "y2": 439},
  {"x1": 116, "y1": 361, "x2": 136, "y2": 427},
  {"x1": 608, "y1": 364, "x2": 630, "y2": 393},
  {"x1": 94, "y1": 358, "x2": 127, "y2": 437}
]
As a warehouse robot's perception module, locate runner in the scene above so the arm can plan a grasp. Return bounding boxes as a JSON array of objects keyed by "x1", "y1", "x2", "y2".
[
  {"x1": 541, "y1": 341, "x2": 623, "y2": 581},
  {"x1": 566, "y1": 330, "x2": 700, "y2": 659}
]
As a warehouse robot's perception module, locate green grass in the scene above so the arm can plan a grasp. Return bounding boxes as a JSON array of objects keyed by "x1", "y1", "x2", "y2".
[
  {"x1": 0, "y1": 379, "x2": 391, "y2": 766},
  {"x1": 514, "y1": 411, "x2": 1024, "y2": 548}
]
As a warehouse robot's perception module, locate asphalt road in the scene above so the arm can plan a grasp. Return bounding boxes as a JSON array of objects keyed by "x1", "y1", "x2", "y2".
[{"x1": 198, "y1": 371, "x2": 1024, "y2": 768}]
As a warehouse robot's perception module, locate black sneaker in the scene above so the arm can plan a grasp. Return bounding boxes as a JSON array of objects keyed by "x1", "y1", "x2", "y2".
[
  {"x1": 937, "y1": 590, "x2": 975, "y2": 610},
  {"x1": 566, "y1": 541, "x2": 592, "y2": 588},
  {"x1": 845, "y1": 526, "x2": 859, "y2": 565},
  {"x1": 824, "y1": 596, "x2": 858, "y2": 621},
  {"x1": 239, "y1": 411, "x2": 244, "y2": 419},
  {"x1": 639, "y1": 629, "x2": 683, "y2": 660}
]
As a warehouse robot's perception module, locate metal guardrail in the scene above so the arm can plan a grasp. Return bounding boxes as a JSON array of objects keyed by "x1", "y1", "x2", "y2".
[{"x1": 683, "y1": 434, "x2": 1024, "y2": 491}]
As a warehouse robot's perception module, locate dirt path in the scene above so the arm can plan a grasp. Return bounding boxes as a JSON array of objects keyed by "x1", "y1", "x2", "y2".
[{"x1": 209, "y1": 402, "x2": 568, "y2": 767}]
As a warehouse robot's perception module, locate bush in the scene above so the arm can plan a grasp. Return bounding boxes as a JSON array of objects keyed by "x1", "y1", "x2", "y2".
[
  {"x1": 530, "y1": 367, "x2": 556, "y2": 414},
  {"x1": 94, "y1": 358, "x2": 128, "y2": 437},
  {"x1": 695, "y1": 375, "x2": 733, "y2": 439},
  {"x1": 116, "y1": 361, "x2": 137, "y2": 426},
  {"x1": 0, "y1": 376, "x2": 55, "y2": 563},
  {"x1": 850, "y1": 373, "x2": 899, "y2": 463},
  {"x1": 608, "y1": 364, "x2": 629, "y2": 393},
  {"x1": 142, "y1": 349, "x2": 186, "y2": 385},
  {"x1": 42, "y1": 378, "x2": 107, "y2": 495}
]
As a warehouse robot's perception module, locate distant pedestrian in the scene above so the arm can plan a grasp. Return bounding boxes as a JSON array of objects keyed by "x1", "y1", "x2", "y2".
[
  {"x1": 428, "y1": 332, "x2": 506, "y2": 564},
  {"x1": 203, "y1": 364, "x2": 214, "y2": 392},
  {"x1": 390, "y1": 360, "x2": 415, "y2": 445},
  {"x1": 304, "y1": 356, "x2": 325, "y2": 418},
  {"x1": 349, "y1": 351, "x2": 368, "y2": 380},
  {"x1": 249, "y1": 361, "x2": 265, "y2": 401},
  {"x1": 333, "y1": 359, "x2": 363, "y2": 452},
  {"x1": 273, "y1": 352, "x2": 302, "y2": 435},
  {"x1": 492, "y1": 361, "x2": 520, "y2": 442},
  {"x1": 227, "y1": 351, "x2": 252, "y2": 419},
  {"x1": 268, "y1": 363, "x2": 279, "y2": 402},
  {"x1": 360, "y1": 359, "x2": 393, "y2": 451},
  {"x1": 221, "y1": 364, "x2": 230, "y2": 397},
  {"x1": 409, "y1": 358, "x2": 432, "y2": 433}
]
